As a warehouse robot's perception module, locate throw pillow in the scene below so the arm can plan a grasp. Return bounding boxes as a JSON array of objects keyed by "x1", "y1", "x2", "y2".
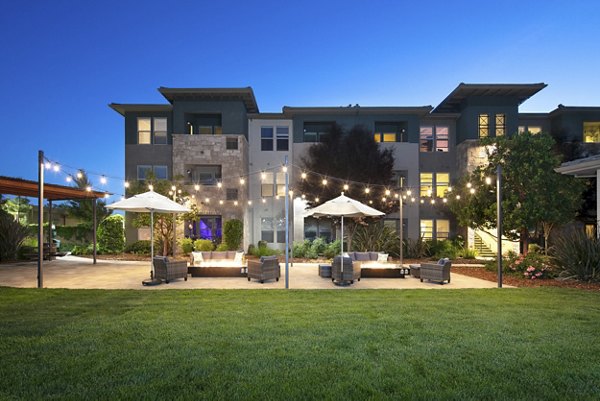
[
  {"x1": 192, "y1": 251, "x2": 204, "y2": 264},
  {"x1": 234, "y1": 251, "x2": 244, "y2": 264},
  {"x1": 377, "y1": 253, "x2": 389, "y2": 262}
]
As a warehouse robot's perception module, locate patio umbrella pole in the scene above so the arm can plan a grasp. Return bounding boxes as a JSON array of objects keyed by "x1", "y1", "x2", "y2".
[
  {"x1": 340, "y1": 215, "x2": 344, "y2": 274},
  {"x1": 150, "y1": 210, "x2": 154, "y2": 279}
]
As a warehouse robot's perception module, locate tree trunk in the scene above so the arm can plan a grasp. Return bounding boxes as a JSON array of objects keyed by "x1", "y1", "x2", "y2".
[
  {"x1": 520, "y1": 227, "x2": 529, "y2": 255},
  {"x1": 541, "y1": 222, "x2": 553, "y2": 256}
]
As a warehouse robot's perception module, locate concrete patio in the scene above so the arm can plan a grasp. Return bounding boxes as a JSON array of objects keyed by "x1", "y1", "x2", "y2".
[{"x1": 0, "y1": 255, "x2": 507, "y2": 290}]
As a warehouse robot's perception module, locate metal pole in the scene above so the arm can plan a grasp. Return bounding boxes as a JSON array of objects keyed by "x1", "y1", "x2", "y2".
[
  {"x1": 399, "y1": 193, "x2": 403, "y2": 266},
  {"x1": 92, "y1": 198, "x2": 97, "y2": 264},
  {"x1": 172, "y1": 190, "x2": 177, "y2": 258},
  {"x1": 37, "y1": 150, "x2": 44, "y2": 288},
  {"x1": 48, "y1": 200, "x2": 53, "y2": 255},
  {"x1": 284, "y1": 156, "x2": 289, "y2": 289},
  {"x1": 497, "y1": 165, "x2": 503, "y2": 288}
]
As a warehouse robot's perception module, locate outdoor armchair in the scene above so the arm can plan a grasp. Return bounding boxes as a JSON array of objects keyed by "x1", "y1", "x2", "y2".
[
  {"x1": 247, "y1": 256, "x2": 280, "y2": 283},
  {"x1": 153, "y1": 256, "x2": 188, "y2": 284},
  {"x1": 331, "y1": 256, "x2": 361, "y2": 284},
  {"x1": 420, "y1": 258, "x2": 451, "y2": 284}
]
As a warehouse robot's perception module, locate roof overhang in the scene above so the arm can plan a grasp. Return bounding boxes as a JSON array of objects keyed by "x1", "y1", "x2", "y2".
[
  {"x1": 282, "y1": 106, "x2": 433, "y2": 116},
  {"x1": 0, "y1": 176, "x2": 110, "y2": 201},
  {"x1": 158, "y1": 87, "x2": 259, "y2": 113},
  {"x1": 433, "y1": 83, "x2": 547, "y2": 113},
  {"x1": 109, "y1": 104, "x2": 172, "y2": 116},
  {"x1": 549, "y1": 105, "x2": 600, "y2": 116},
  {"x1": 556, "y1": 154, "x2": 600, "y2": 178}
]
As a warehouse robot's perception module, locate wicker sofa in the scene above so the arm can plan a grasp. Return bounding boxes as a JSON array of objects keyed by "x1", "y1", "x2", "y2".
[
  {"x1": 189, "y1": 251, "x2": 245, "y2": 277},
  {"x1": 153, "y1": 256, "x2": 188, "y2": 284},
  {"x1": 420, "y1": 258, "x2": 452, "y2": 284},
  {"x1": 332, "y1": 256, "x2": 361, "y2": 285},
  {"x1": 247, "y1": 256, "x2": 280, "y2": 283}
]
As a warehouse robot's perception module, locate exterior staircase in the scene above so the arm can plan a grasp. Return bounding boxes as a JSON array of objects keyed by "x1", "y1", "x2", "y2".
[{"x1": 474, "y1": 233, "x2": 496, "y2": 258}]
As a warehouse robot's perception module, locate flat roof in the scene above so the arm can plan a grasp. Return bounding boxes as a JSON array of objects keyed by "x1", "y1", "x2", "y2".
[
  {"x1": 0, "y1": 176, "x2": 110, "y2": 201},
  {"x1": 433, "y1": 83, "x2": 547, "y2": 113},
  {"x1": 158, "y1": 87, "x2": 259, "y2": 113},
  {"x1": 109, "y1": 104, "x2": 173, "y2": 116},
  {"x1": 556, "y1": 154, "x2": 600, "y2": 178},
  {"x1": 282, "y1": 106, "x2": 433, "y2": 116},
  {"x1": 549, "y1": 105, "x2": 600, "y2": 116}
]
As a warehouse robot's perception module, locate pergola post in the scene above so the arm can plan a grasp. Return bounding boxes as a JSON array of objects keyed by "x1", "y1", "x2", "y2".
[
  {"x1": 597, "y1": 169, "x2": 600, "y2": 239},
  {"x1": 48, "y1": 200, "x2": 53, "y2": 255}
]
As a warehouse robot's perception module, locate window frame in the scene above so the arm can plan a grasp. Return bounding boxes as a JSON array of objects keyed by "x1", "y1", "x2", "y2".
[
  {"x1": 495, "y1": 114, "x2": 505, "y2": 137},
  {"x1": 261, "y1": 127, "x2": 274, "y2": 151},
  {"x1": 137, "y1": 118, "x2": 152, "y2": 145},
  {"x1": 479, "y1": 114, "x2": 489, "y2": 138},
  {"x1": 276, "y1": 126, "x2": 289, "y2": 151},
  {"x1": 583, "y1": 122, "x2": 600, "y2": 143},
  {"x1": 153, "y1": 117, "x2": 168, "y2": 145}
]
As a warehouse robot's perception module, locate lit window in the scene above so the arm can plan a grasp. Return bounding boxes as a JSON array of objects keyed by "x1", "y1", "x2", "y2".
[
  {"x1": 436, "y1": 220, "x2": 450, "y2": 239},
  {"x1": 529, "y1": 126, "x2": 542, "y2": 134},
  {"x1": 261, "y1": 127, "x2": 274, "y2": 151},
  {"x1": 153, "y1": 118, "x2": 167, "y2": 144},
  {"x1": 585, "y1": 224, "x2": 596, "y2": 239},
  {"x1": 518, "y1": 126, "x2": 525, "y2": 134},
  {"x1": 276, "y1": 172, "x2": 286, "y2": 196},
  {"x1": 420, "y1": 173, "x2": 433, "y2": 197},
  {"x1": 495, "y1": 114, "x2": 505, "y2": 136},
  {"x1": 518, "y1": 125, "x2": 542, "y2": 135},
  {"x1": 276, "y1": 217, "x2": 286, "y2": 243},
  {"x1": 436, "y1": 173, "x2": 449, "y2": 197},
  {"x1": 583, "y1": 122, "x2": 600, "y2": 143},
  {"x1": 261, "y1": 172, "x2": 274, "y2": 197},
  {"x1": 373, "y1": 133, "x2": 381, "y2": 142},
  {"x1": 138, "y1": 118, "x2": 151, "y2": 144},
  {"x1": 375, "y1": 122, "x2": 407, "y2": 142},
  {"x1": 420, "y1": 126, "x2": 433, "y2": 152},
  {"x1": 420, "y1": 220, "x2": 433, "y2": 240},
  {"x1": 479, "y1": 114, "x2": 489, "y2": 138},
  {"x1": 261, "y1": 218, "x2": 274, "y2": 243},
  {"x1": 276, "y1": 126, "x2": 289, "y2": 151},
  {"x1": 190, "y1": 114, "x2": 222, "y2": 135}
]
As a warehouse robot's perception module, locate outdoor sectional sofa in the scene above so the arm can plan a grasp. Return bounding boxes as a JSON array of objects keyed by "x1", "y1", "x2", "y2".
[
  {"x1": 345, "y1": 252, "x2": 406, "y2": 278},
  {"x1": 188, "y1": 251, "x2": 245, "y2": 277}
]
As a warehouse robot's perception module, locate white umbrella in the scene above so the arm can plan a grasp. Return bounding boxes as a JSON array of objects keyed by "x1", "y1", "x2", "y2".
[
  {"x1": 305, "y1": 192, "x2": 384, "y2": 275},
  {"x1": 106, "y1": 190, "x2": 190, "y2": 277}
]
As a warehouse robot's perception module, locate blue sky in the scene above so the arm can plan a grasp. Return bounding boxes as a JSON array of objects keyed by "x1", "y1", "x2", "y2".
[{"x1": 1, "y1": 0, "x2": 599, "y2": 201}]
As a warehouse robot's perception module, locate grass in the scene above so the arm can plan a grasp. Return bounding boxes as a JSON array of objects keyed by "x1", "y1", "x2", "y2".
[{"x1": 0, "y1": 288, "x2": 599, "y2": 400}]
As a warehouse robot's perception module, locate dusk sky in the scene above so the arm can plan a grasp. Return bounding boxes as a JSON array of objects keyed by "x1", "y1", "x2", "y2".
[{"x1": 1, "y1": 0, "x2": 599, "y2": 201}]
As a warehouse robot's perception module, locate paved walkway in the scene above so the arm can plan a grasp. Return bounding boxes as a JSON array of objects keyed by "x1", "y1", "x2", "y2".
[{"x1": 0, "y1": 255, "x2": 507, "y2": 290}]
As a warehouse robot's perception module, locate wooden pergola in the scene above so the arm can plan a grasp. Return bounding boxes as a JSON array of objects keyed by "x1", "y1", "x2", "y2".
[{"x1": 0, "y1": 175, "x2": 110, "y2": 288}]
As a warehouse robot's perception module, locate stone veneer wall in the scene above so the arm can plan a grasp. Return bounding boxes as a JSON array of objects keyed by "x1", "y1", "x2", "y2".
[
  {"x1": 172, "y1": 134, "x2": 248, "y2": 223},
  {"x1": 455, "y1": 139, "x2": 492, "y2": 176}
]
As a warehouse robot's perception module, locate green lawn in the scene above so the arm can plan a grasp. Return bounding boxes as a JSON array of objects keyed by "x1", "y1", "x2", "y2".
[{"x1": 1, "y1": 288, "x2": 599, "y2": 400}]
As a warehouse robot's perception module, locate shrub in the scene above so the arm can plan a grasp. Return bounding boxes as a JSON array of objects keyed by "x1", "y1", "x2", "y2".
[
  {"x1": 193, "y1": 239, "x2": 213, "y2": 251},
  {"x1": 0, "y1": 209, "x2": 29, "y2": 261},
  {"x1": 215, "y1": 243, "x2": 228, "y2": 251},
  {"x1": 180, "y1": 238, "x2": 194, "y2": 254},
  {"x1": 292, "y1": 240, "x2": 310, "y2": 258},
  {"x1": 460, "y1": 248, "x2": 478, "y2": 259},
  {"x1": 428, "y1": 239, "x2": 460, "y2": 259},
  {"x1": 306, "y1": 237, "x2": 327, "y2": 259},
  {"x1": 222, "y1": 219, "x2": 243, "y2": 250},
  {"x1": 404, "y1": 238, "x2": 430, "y2": 259},
  {"x1": 97, "y1": 215, "x2": 125, "y2": 254},
  {"x1": 352, "y1": 224, "x2": 399, "y2": 254},
  {"x1": 249, "y1": 242, "x2": 280, "y2": 257},
  {"x1": 489, "y1": 250, "x2": 554, "y2": 279},
  {"x1": 552, "y1": 230, "x2": 600, "y2": 282},
  {"x1": 71, "y1": 244, "x2": 95, "y2": 256},
  {"x1": 323, "y1": 239, "x2": 341, "y2": 259},
  {"x1": 247, "y1": 244, "x2": 256, "y2": 255},
  {"x1": 124, "y1": 240, "x2": 152, "y2": 255}
]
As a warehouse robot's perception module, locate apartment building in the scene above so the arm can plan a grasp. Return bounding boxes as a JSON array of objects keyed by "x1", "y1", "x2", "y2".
[{"x1": 110, "y1": 83, "x2": 600, "y2": 251}]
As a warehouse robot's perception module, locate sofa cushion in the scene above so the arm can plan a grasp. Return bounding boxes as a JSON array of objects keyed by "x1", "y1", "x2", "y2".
[
  {"x1": 212, "y1": 251, "x2": 228, "y2": 260},
  {"x1": 260, "y1": 255, "x2": 278, "y2": 262},
  {"x1": 369, "y1": 252, "x2": 379, "y2": 261},
  {"x1": 191, "y1": 252, "x2": 204, "y2": 264},
  {"x1": 354, "y1": 252, "x2": 370, "y2": 261}
]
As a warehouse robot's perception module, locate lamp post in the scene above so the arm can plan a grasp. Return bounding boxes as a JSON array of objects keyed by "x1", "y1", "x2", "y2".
[
  {"x1": 496, "y1": 165, "x2": 503, "y2": 288},
  {"x1": 284, "y1": 156, "x2": 289, "y2": 289},
  {"x1": 170, "y1": 185, "x2": 177, "y2": 257}
]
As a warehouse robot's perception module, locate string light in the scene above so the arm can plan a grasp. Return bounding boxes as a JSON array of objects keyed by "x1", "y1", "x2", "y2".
[
  {"x1": 53, "y1": 164, "x2": 60, "y2": 172},
  {"x1": 343, "y1": 184, "x2": 349, "y2": 191},
  {"x1": 124, "y1": 181, "x2": 130, "y2": 188},
  {"x1": 485, "y1": 177, "x2": 492, "y2": 185},
  {"x1": 315, "y1": 197, "x2": 319, "y2": 202},
  {"x1": 45, "y1": 162, "x2": 52, "y2": 169},
  {"x1": 248, "y1": 200, "x2": 252, "y2": 205},
  {"x1": 466, "y1": 182, "x2": 472, "y2": 188},
  {"x1": 234, "y1": 201, "x2": 238, "y2": 206},
  {"x1": 365, "y1": 187, "x2": 370, "y2": 194},
  {"x1": 282, "y1": 166, "x2": 288, "y2": 173},
  {"x1": 148, "y1": 184, "x2": 154, "y2": 191},
  {"x1": 239, "y1": 178, "x2": 245, "y2": 185},
  {"x1": 76, "y1": 171, "x2": 83, "y2": 179},
  {"x1": 219, "y1": 200, "x2": 224, "y2": 205},
  {"x1": 85, "y1": 186, "x2": 92, "y2": 192},
  {"x1": 261, "y1": 172, "x2": 266, "y2": 180},
  {"x1": 385, "y1": 189, "x2": 391, "y2": 196},
  {"x1": 66, "y1": 176, "x2": 72, "y2": 183},
  {"x1": 100, "y1": 176, "x2": 107, "y2": 185},
  {"x1": 469, "y1": 188, "x2": 476, "y2": 194},
  {"x1": 301, "y1": 172, "x2": 307, "y2": 179},
  {"x1": 194, "y1": 184, "x2": 200, "y2": 191},
  {"x1": 322, "y1": 179, "x2": 328, "y2": 186},
  {"x1": 205, "y1": 198, "x2": 210, "y2": 203},
  {"x1": 217, "y1": 182, "x2": 222, "y2": 188}
]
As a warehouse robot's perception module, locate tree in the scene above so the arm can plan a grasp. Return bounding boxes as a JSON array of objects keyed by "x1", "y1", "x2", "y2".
[
  {"x1": 297, "y1": 124, "x2": 396, "y2": 248},
  {"x1": 447, "y1": 132, "x2": 584, "y2": 255},
  {"x1": 67, "y1": 172, "x2": 111, "y2": 229},
  {"x1": 223, "y1": 219, "x2": 243, "y2": 250},
  {"x1": 127, "y1": 173, "x2": 188, "y2": 256},
  {"x1": 98, "y1": 214, "x2": 125, "y2": 253},
  {"x1": 2, "y1": 197, "x2": 32, "y2": 225}
]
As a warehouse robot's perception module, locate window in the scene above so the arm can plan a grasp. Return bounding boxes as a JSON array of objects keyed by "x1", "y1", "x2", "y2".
[
  {"x1": 261, "y1": 127, "x2": 274, "y2": 151},
  {"x1": 518, "y1": 125, "x2": 542, "y2": 135},
  {"x1": 420, "y1": 126, "x2": 433, "y2": 152},
  {"x1": 226, "y1": 188, "x2": 238, "y2": 201},
  {"x1": 420, "y1": 125, "x2": 449, "y2": 152},
  {"x1": 276, "y1": 126, "x2": 289, "y2": 151},
  {"x1": 420, "y1": 172, "x2": 449, "y2": 197},
  {"x1": 226, "y1": 137, "x2": 238, "y2": 150},
  {"x1": 276, "y1": 172, "x2": 286, "y2": 197},
  {"x1": 276, "y1": 217, "x2": 286, "y2": 243},
  {"x1": 153, "y1": 165, "x2": 168, "y2": 180},
  {"x1": 495, "y1": 114, "x2": 505, "y2": 137},
  {"x1": 436, "y1": 173, "x2": 449, "y2": 197},
  {"x1": 137, "y1": 165, "x2": 152, "y2": 180},
  {"x1": 384, "y1": 218, "x2": 407, "y2": 236},
  {"x1": 583, "y1": 122, "x2": 600, "y2": 143},
  {"x1": 137, "y1": 118, "x2": 151, "y2": 144},
  {"x1": 420, "y1": 220, "x2": 433, "y2": 240},
  {"x1": 436, "y1": 220, "x2": 450, "y2": 239},
  {"x1": 186, "y1": 165, "x2": 221, "y2": 185},
  {"x1": 374, "y1": 122, "x2": 407, "y2": 143},
  {"x1": 261, "y1": 172, "x2": 274, "y2": 197},
  {"x1": 585, "y1": 224, "x2": 596, "y2": 239},
  {"x1": 420, "y1": 173, "x2": 433, "y2": 197},
  {"x1": 153, "y1": 118, "x2": 167, "y2": 144},
  {"x1": 479, "y1": 114, "x2": 489, "y2": 138},
  {"x1": 392, "y1": 170, "x2": 408, "y2": 189},
  {"x1": 186, "y1": 216, "x2": 222, "y2": 240},
  {"x1": 304, "y1": 217, "x2": 332, "y2": 241},
  {"x1": 261, "y1": 217, "x2": 274, "y2": 243},
  {"x1": 303, "y1": 122, "x2": 333, "y2": 142}
]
